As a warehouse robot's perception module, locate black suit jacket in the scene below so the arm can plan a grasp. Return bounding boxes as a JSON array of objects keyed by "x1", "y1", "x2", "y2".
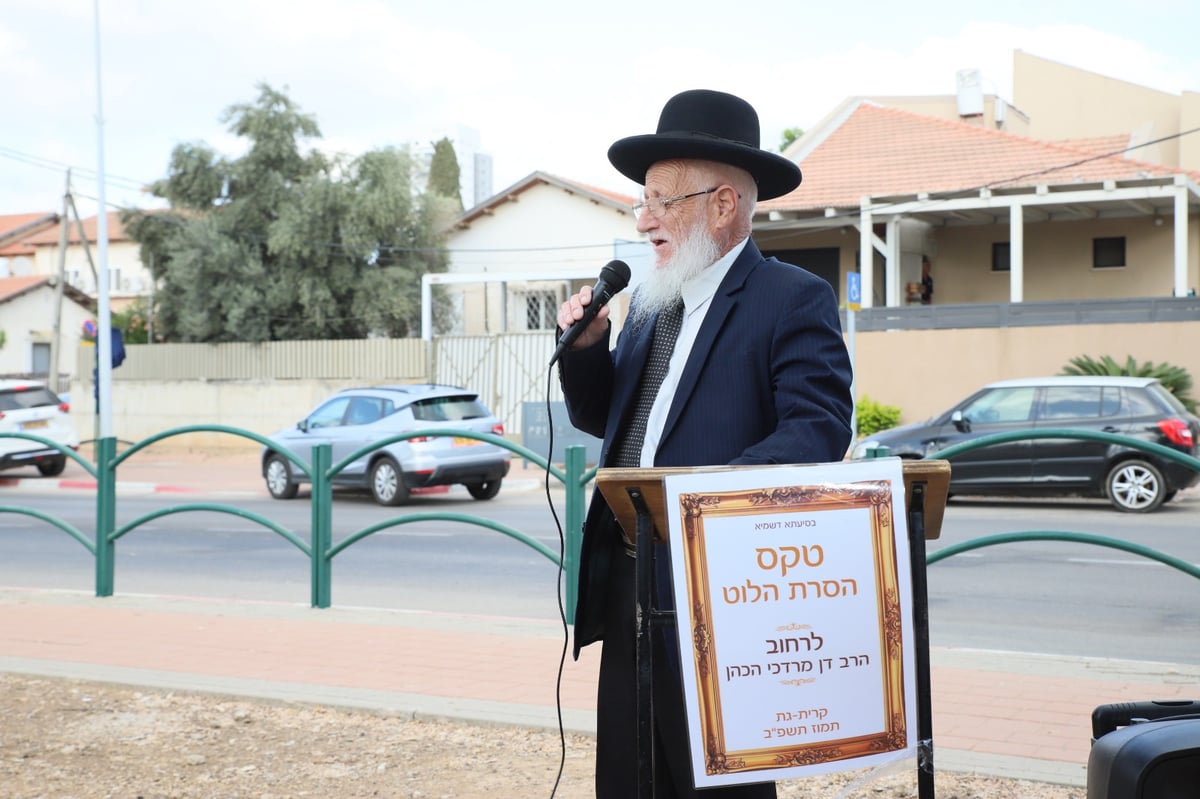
[{"x1": 560, "y1": 240, "x2": 853, "y2": 656}]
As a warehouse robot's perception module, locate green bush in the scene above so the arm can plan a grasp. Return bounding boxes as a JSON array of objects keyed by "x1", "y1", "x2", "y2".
[
  {"x1": 856, "y1": 395, "x2": 902, "y2": 437},
  {"x1": 1061, "y1": 355, "x2": 1196, "y2": 413}
]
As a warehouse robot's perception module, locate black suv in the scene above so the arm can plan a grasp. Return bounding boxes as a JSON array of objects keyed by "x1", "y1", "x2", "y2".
[{"x1": 850, "y1": 376, "x2": 1199, "y2": 512}]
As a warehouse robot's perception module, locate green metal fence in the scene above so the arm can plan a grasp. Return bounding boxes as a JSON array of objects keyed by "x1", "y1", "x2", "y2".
[
  {"x1": 0, "y1": 426, "x2": 596, "y2": 616},
  {"x1": 3, "y1": 426, "x2": 1197, "y2": 616},
  {"x1": 922, "y1": 428, "x2": 1200, "y2": 585}
]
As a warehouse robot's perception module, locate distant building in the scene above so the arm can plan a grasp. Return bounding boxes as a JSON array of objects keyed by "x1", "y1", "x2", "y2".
[
  {"x1": 0, "y1": 275, "x2": 94, "y2": 382},
  {"x1": 17, "y1": 211, "x2": 151, "y2": 313},
  {"x1": 439, "y1": 171, "x2": 645, "y2": 337}
]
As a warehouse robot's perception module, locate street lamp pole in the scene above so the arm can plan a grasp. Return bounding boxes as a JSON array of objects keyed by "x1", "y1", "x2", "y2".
[{"x1": 92, "y1": 0, "x2": 113, "y2": 439}]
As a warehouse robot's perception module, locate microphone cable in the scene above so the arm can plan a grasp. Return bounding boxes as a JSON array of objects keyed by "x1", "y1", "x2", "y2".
[{"x1": 542, "y1": 366, "x2": 571, "y2": 799}]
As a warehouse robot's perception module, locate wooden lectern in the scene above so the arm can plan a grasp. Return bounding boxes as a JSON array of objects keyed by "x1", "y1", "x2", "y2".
[{"x1": 596, "y1": 460, "x2": 950, "y2": 799}]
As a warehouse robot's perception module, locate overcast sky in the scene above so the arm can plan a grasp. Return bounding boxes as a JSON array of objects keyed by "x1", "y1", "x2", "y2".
[{"x1": 2, "y1": 0, "x2": 1198, "y2": 217}]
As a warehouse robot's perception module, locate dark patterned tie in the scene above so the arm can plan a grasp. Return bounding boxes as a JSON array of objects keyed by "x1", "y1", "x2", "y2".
[{"x1": 612, "y1": 299, "x2": 685, "y2": 468}]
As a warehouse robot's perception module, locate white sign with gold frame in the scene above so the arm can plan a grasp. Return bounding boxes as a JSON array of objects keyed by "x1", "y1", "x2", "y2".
[{"x1": 664, "y1": 458, "x2": 916, "y2": 788}]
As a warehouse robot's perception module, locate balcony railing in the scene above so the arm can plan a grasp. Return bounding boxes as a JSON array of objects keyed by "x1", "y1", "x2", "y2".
[{"x1": 842, "y1": 295, "x2": 1200, "y2": 331}]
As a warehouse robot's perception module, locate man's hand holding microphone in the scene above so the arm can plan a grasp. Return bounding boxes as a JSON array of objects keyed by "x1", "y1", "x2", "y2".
[{"x1": 549, "y1": 260, "x2": 631, "y2": 366}]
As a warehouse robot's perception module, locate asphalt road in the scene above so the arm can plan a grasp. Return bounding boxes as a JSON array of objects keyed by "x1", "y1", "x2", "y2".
[{"x1": 1, "y1": 485, "x2": 1197, "y2": 664}]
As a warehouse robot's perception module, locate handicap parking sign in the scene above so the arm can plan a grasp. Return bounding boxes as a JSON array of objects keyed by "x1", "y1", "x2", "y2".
[{"x1": 847, "y1": 272, "x2": 861, "y2": 310}]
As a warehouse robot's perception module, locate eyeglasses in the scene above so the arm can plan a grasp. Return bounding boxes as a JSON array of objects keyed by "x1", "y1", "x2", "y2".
[{"x1": 631, "y1": 187, "x2": 718, "y2": 219}]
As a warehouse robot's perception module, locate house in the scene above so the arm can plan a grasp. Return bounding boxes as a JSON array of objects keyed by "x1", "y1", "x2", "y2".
[
  {"x1": 851, "y1": 51, "x2": 1200, "y2": 173},
  {"x1": 761, "y1": 100, "x2": 1199, "y2": 308},
  {"x1": 437, "y1": 171, "x2": 646, "y2": 336},
  {"x1": 763, "y1": 51, "x2": 1200, "y2": 307},
  {"x1": 18, "y1": 211, "x2": 153, "y2": 314},
  {"x1": 0, "y1": 275, "x2": 95, "y2": 386},
  {"x1": 747, "y1": 56, "x2": 1200, "y2": 422}
]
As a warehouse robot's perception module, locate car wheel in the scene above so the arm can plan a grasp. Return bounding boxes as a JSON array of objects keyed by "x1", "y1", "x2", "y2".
[
  {"x1": 36, "y1": 457, "x2": 66, "y2": 477},
  {"x1": 1106, "y1": 459, "x2": 1166, "y2": 513},
  {"x1": 466, "y1": 479, "x2": 502, "y2": 500},
  {"x1": 370, "y1": 457, "x2": 410, "y2": 506},
  {"x1": 265, "y1": 454, "x2": 299, "y2": 499}
]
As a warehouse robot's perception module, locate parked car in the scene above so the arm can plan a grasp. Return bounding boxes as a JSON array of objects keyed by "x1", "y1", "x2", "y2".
[
  {"x1": 261, "y1": 384, "x2": 510, "y2": 506},
  {"x1": 850, "y1": 376, "x2": 1200, "y2": 512},
  {"x1": 0, "y1": 380, "x2": 80, "y2": 477}
]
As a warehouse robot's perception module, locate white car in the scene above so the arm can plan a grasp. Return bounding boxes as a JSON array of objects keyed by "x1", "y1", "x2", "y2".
[{"x1": 0, "y1": 380, "x2": 80, "y2": 476}]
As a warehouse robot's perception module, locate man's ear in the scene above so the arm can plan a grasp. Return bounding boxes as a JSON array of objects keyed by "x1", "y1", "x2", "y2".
[{"x1": 712, "y1": 184, "x2": 740, "y2": 226}]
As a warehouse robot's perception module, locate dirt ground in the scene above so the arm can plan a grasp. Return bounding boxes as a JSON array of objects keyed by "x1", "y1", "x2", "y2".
[{"x1": 1, "y1": 673, "x2": 1086, "y2": 799}]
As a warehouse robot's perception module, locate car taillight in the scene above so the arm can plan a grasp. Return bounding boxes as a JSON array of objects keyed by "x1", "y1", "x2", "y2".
[
  {"x1": 1157, "y1": 418, "x2": 1194, "y2": 447},
  {"x1": 59, "y1": 402, "x2": 70, "y2": 413},
  {"x1": 491, "y1": 423, "x2": 505, "y2": 436},
  {"x1": 409, "y1": 435, "x2": 432, "y2": 443}
]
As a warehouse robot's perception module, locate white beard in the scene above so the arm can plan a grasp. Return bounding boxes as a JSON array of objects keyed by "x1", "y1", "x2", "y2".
[{"x1": 628, "y1": 220, "x2": 721, "y2": 330}]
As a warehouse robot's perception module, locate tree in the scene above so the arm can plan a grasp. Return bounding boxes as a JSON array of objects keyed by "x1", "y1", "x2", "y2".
[
  {"x1": 122, "y1": 83, "x2": 454, "y2": 342},
  {"x1": 1061, "y1": 354, "x2": 1196, "y2": 412},
  {"x1": 780, "y1": 127, "x2": 805, "y2": 151},
  {"x1": 426, "y1": 137, "x2": 463, "y2": 210}
]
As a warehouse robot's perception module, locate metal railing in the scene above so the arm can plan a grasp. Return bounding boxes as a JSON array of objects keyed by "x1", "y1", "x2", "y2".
[
  {"x1": 923, "y1": 428, "x2": 1200, "y2": 584},
  {"x1": 4, "y1": 426, "x2": 1197, "y2": 619},
  {"x1": 0, "y1": 427, "x2": 596, "y2": 617},
  {"x1": 841, "y1": 295, "x2": 1200, "y2": 331}
]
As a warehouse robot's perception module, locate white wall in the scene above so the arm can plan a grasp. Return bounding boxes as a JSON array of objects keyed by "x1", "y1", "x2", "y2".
[
  {"x1": 0, "y1": 287, "x2": 91, "y2": 379},
  {"x1": 66, "y1": 319, "x2": 1200, "y2": 454},
  {"x1": 30, "y1": 238, "x2": 150, "y2": 301}
]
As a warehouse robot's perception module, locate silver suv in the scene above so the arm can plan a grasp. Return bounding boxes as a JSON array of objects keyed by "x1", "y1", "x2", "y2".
[
  {"x1": 261, "y1": 384, "x2": 511, "y2": 506},
  {"x1": 0, "y1": 380, "x2": 80, "y2": 476}
]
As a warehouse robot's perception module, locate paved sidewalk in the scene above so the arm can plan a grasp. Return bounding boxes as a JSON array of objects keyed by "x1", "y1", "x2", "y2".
[{"x1": 2, "y1": 450, "x2": 1198, "y2": 788}]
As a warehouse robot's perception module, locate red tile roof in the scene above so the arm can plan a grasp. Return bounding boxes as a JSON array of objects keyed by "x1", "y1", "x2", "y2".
[
  {"x1": 20, "y1": 210, "x2": 128, "y2": 246},
  {"x1": 0, "y1": 275, "x2": 95, "y2": 309},
  {"x1": 0, "y1": 275, "x2": 52, "y2": 303},
  {"x1": 0, "y1": 212, "x2": 59, "y2": 256},
  {"x1": 765, "y1": 103, "x2": 1193, "y2": 212},
  {"x1": 454, "y1": 171, "x2": 635, "y2": 228},
  {"x1": 1055, "y1": 134, "x2": 1135, "y2": 158}
]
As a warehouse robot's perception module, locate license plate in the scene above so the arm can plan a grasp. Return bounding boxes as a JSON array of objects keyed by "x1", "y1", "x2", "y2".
[
  {"x1": 452, "y1": 436, "x2": 480, "y2": 447},
  {"x1": 21, "y1": 420, "x2": 49, "y2": 430}
]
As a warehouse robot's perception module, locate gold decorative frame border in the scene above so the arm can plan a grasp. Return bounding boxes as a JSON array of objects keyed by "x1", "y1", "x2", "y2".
[{"x1": 677, "y1": 480, "x2": 908, "y2": 776}]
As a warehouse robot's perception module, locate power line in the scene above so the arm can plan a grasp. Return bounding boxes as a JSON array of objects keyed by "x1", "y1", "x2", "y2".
[{"x1": 0, "y1": 145, "x2": 149, "y2": 193}]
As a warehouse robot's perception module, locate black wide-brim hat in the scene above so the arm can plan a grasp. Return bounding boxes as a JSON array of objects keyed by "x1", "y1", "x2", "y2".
[{"x1": 608, "y1": 89, "x2": 802, "y2": 201}]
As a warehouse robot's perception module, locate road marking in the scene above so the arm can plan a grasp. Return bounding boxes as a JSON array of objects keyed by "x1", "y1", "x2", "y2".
[
  {"x1": 1067, "y1": 557, "x2": 1200, "y2": 568},
  {"x1": 373, "y1": 530, "x2": 452, "y2": 538}
]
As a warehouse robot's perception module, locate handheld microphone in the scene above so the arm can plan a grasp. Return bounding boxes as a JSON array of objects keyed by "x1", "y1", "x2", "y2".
[{"x1": 549, "y1": 259, "x2": 632, "y2": 366}]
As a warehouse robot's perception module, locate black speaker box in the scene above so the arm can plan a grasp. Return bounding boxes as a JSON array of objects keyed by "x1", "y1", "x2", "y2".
[{"x1": 1087, "y1": 701, "x2": 1200, "y2": 799}]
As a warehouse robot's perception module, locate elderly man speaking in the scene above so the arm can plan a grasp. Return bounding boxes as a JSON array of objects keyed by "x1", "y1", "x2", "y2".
[{"x1": 557, "y1": 89, "x2": 854, "y2": 798}]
